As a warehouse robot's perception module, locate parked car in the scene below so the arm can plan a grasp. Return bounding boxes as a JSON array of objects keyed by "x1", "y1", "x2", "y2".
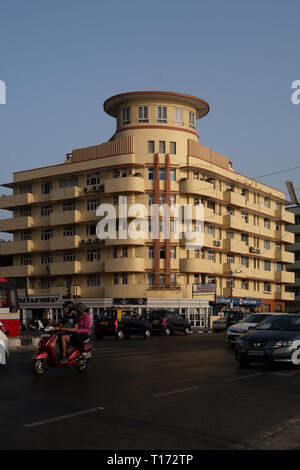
[
  {"x1": 226, "y1": 311, "x2": 249, "y2": 329},
  {"x1": 235, "y1": 314, "x2": 300, "y2": 367},
  {"x1": 226, "y1": 313, "x2": 274, "y2": 345},
  {"x1": 212, "y1": 315, "x2": 227, "y2": 332},
  {"x1": 94, "y1": 308, "x2": 152, "y2": 340},
  {"x1": 148, "y1": 310, "x2": 191, "y2": 336},
  {"x1": 0, "y1": 321, "x2": 9, "y2": 365}
]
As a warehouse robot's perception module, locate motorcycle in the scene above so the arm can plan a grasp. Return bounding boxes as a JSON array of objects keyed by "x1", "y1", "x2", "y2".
[{"x1": 31, "y1": 325, "x2": 94, "y2": 376}]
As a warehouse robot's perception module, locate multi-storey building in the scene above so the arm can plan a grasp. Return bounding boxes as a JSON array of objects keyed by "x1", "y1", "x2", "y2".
[
  {"x1": 286, "y1": 205, "x2": 300, "y2": 311},
  {"x1": 0, "y1": 91, "x2": 295, "y2": 324}
]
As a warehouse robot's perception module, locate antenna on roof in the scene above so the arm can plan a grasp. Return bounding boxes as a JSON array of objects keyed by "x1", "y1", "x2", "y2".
[{"x1": 286, "y1": 181, "x2": 300, "y2": 205}]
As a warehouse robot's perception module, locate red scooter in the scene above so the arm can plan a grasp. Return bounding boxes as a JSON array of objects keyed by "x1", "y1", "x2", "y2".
[{"x1": 31, "y1": 325, "x2": 94, "y2": 376}]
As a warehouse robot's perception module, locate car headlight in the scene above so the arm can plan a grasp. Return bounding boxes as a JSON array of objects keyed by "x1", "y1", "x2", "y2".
[{"x1": 273, "y1": 340, "x2": 293, "y2": 349}]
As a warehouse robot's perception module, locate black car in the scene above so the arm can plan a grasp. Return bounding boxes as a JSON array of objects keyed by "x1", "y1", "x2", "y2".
[
  {"x1": 148, "y1": 310, "x2": 191, "y2": 336},
  {"x1": 94, "y1": 308, "x2": 152, "y2": 340},
  {"x1": 235, "y1": 314, "x2": 300, "y2": 367},
  {"x1": 226, "y1": 311, "x2": 249, "y2": 329}
]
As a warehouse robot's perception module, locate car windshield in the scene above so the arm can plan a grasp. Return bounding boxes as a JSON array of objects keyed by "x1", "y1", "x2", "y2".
[
  {"x1": 98, "y1": 310, "x2": 117, "y2": 320},
  {"x1": 256, "y1": 315, "x2": 300, "y2": 331},
  {"x1": 241, "y1": 314, "x2": 270, "y2": 324}
]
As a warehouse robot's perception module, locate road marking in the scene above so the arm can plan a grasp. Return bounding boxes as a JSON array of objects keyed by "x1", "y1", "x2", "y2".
[
  {"x1": 226, "y1": 372, "x2": 263, "y2": 383},
  {"x1": 24, "y1": 406, "x2": 104, "y2": 428},
  {"x1": 269, "y1": 370, "x2": 299, "y2": 377},
  {"x1": 153, "y1": 386, "x2": 198, "y2": 398}
]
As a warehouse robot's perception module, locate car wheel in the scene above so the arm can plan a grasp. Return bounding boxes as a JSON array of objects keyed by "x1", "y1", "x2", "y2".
[
  {"x1": 184, "y1": 327, "x2": 190, "y2": 335},
  {"x1": 144, "y1": 329, "x2": 151, "y2": 339},
  {"x1": 117, "y1": 330, "x2": 125, "y2": 340},
  {"x1": 164, "y1": 327, "x2": 171, "y2": 336}
]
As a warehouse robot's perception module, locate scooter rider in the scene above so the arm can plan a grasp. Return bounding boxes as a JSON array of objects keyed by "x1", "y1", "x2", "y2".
[
  {"x1": 72, "y1": 303, "x2": 91, "y2": 358},
  {"x1": 59, "y1": 301, "x2": 79, "y2": 363}
]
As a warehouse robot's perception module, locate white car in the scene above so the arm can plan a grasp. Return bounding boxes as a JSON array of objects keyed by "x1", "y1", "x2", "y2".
[
  {"x1": 226, "y1": 313, "x2": 274, "y2": 346},
  {"x1": 0, "y1": 322, "x2": 9, "y2": 365}
]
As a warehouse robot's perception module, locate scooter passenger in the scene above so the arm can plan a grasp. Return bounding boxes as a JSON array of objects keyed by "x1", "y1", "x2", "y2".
[{"x1": 59, "y1": 301, "x2": 79, "y2": 363}]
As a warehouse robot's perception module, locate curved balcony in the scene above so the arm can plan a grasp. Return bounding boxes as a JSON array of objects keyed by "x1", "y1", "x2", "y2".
[
  {"x1": 0, "y1": 240, "x2": 34, "y2": 255},
  {"x1": 179, "y1": 178, "x2": 217, "y2": 198},
  {"x1": 105, "y1": 257, "x2": 145, "y2": 273},
  {"x1": 180, "y1": 258, "x2": 222, "y2": 274},
  {"x1": 105, "y1": 176, "x2": 145, "y2": 194},
  {"x1": 0, "y1": 192, "x2": 35, "y2": 210}
]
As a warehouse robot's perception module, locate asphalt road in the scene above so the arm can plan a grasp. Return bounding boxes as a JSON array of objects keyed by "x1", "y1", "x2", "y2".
[{"x1": 1, "y1": 331, "x2": 300, "y2": 451}]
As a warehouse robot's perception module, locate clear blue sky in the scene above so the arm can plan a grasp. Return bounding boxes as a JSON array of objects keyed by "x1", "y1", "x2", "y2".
[{"x1": 0, "y1": 0, "x2": 300, "y2": 199}]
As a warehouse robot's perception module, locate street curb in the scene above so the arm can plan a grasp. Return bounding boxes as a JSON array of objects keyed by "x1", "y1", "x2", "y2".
[{"x1": 8, "y1": 336, "x2": 40, "y2": 351}]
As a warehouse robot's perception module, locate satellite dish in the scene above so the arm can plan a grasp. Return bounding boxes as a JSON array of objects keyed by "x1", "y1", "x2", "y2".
[{"x1": 285, "y1": 181, "x2": 299, "y2": 205}]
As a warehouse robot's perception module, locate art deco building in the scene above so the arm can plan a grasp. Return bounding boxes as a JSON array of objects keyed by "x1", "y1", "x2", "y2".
[{"x1": 0, "y1": 91, "x2": 295, "y2": 321}]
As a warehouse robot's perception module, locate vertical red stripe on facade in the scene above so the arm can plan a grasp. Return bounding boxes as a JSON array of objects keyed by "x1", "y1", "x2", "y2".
[
  {"x1": 165, "y1": 154, "x2": 171, "y2": 287},
  {"x1": 154, "y1": 153, "x2": 160, "y2": 287}
]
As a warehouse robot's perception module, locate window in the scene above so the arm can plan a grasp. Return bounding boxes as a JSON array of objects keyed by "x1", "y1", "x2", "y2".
[
  {"x1": 87, "y1": 249, "x2": 100, "y2": 262},
  {"x1": 148, "y1": 194, "x2": 155, "y2": 206},
  {"x1": 159, "y1": 274, "x2": 166, "y2": 286},
  {"x1": 41, "y1": 205, "x2": 52, "y2": 217},
  {"x1": 264, "y1": 239, "x2": 271, "y2": 250},
  {"x1": 241, "y1": 256, "x2": 249, "y2": 268},
  {"x1": 170, "y1": 194, "x2": 176, "y2": 206},
  {"x1": 39, "y1": 278, "x2": 51, "y2": 289},
  {"x1": 264, "y1": 283, "x2": 271, "y2": 293},
  {"x1": 227, "y1": 254, "x2": 234, "y2": 264},
  {"x1": 226, "y1": 206, "x2": 234, "y2": 215},
  {"x1": 122, "y1": 247, "x2": 128, "y2": 258},
  {"x1": 170, "y1": 246, "x2": 176, "y2": 259},
  {"x1": 207, "y1": 226, "x2": 215, "y2": 237},
  {"x1": 113, "y1": 247, "x2": 118, "y2": 259},
  {"x1": 264, "y1": 260, "x2": 271, "y2": 271},
  {"x1": 159, "y1": 141, "x2": 166, "y2": 154},
  {"x1": 20, "y1": 230, "x2": 31, "y2": 241},
  {"x1": 157, "y1": 106, "x2": 167, "y2": 123},
  {"x1": 121, "y1": 273, "x2": 128, "y2": 285},
  {"x1": 148, "y1": 168, "x2": 154, "y2": 180},
  {"x1": 170, "y1": 142, "x2": 176, "y2": 154},
  {"x1": 263, "y1": 303, "x2": 271, "y2": 312},
  {"x1": 170, "y1": 273, "x2": 177, "y2": 286},
  {"x1": 276, "y1": 201, "x2": 281, "y2": 210},
  {"x1": 41, "y1": 253, "x2": 52, "y2": 265},
  {"x1": 264, "y1": 197, "x2": 270, "y2": 208},
  {"x1": 264, "y1": 218, "x2": 270, "y2": 229},
  {"x1": 20, "y1": 255, "x2": 31, "y2": 266},
  {"x1": 19, "y1": 184, "x2": 32, "y2": 194},
  {"x1": 41, "y1": 228, "x2": 53, "y2": 240},
  {"x1": 207, "y1": 250, "x2": 215, "y2": 261},
  {"x1": 122, "y1": 107, "x2": 130, "y2": 124},
  {"x1": 226, "y1": 231, "x2": 234, "y2": 239},
  {"x1": 159, "y1": 168, "x2": 166, "y2": 180},
  {"x1": 86, "y1": 172, "x2": 100, "y2": 186},
  {"x1": 87, "y1": 276, "x2": 100, "y2": 287},
  {"x1": 148, "y1": 141, "x2": 155, "y2": 153},
  {"x1": 207, "y1": 200, "x2": 215, "y2": 213},
  {"x1": 148, "y1": 273, "x2": 155, "y2": 286},
  {"x1": 254, "y1": 258, "x2": 260, "y2": 269},
  {"x1": 189, "y1": 111, "x2": 196, "y2": 128},
  {"x1": 86, "y1": 224, "x2": 96, "y2": 236},
  {"x1": 59, "y1": 176, "x2": 78, "y2": 188},
  {"x1": 276, "y1": 222, "x2": 281, "y2": 231},
  {"x1": 174, "y1": 107, "x2": 184, "y2": 125},
  {"x1": 20, "y1": 207, "x2": 31, "y2": 217},
  {"x1": 241, "y1": 212, "x2": 249, "y2": 223},
  {"x1": 275, "y1": 262, "x2": 282, "y2": 271},
  {"x1": 63, "y1": 226, "x2": 75, "y2": 237},
  {"x1": 114, "y1": 274, "x2": 119, "y2": 285},
  {"x1": 113, "y1": 169, "x2": 120, "y2": 179},
  {"x1": 41, "y1": 182, "x2": 52, "y2": 194},
  {"x1": 63, "y1": 251, "x2": 75, "y2": 263},
  {"x1": 241, "y1": 233, "x2": 249, "y2": 245},
  {"x1": 241, "y1": 279, "x2": 249, "y2": 290},
  {"x1": 63, "y1": 201, "x2": 75, "y2": 212},
  {"x1": 160, "y1": 246, "x2": 166, "y2": 259},
  {"x1": 87, "y1": 199, "x2": 100, "y2": 211},
  {"x1": 138, "y1": 106, "x2": 148, "y2": 122}
]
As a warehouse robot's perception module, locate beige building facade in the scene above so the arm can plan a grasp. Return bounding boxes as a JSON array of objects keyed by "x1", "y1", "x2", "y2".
[{"x1": 0, "y1": 91, "x2": 295, "y2": 323}]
